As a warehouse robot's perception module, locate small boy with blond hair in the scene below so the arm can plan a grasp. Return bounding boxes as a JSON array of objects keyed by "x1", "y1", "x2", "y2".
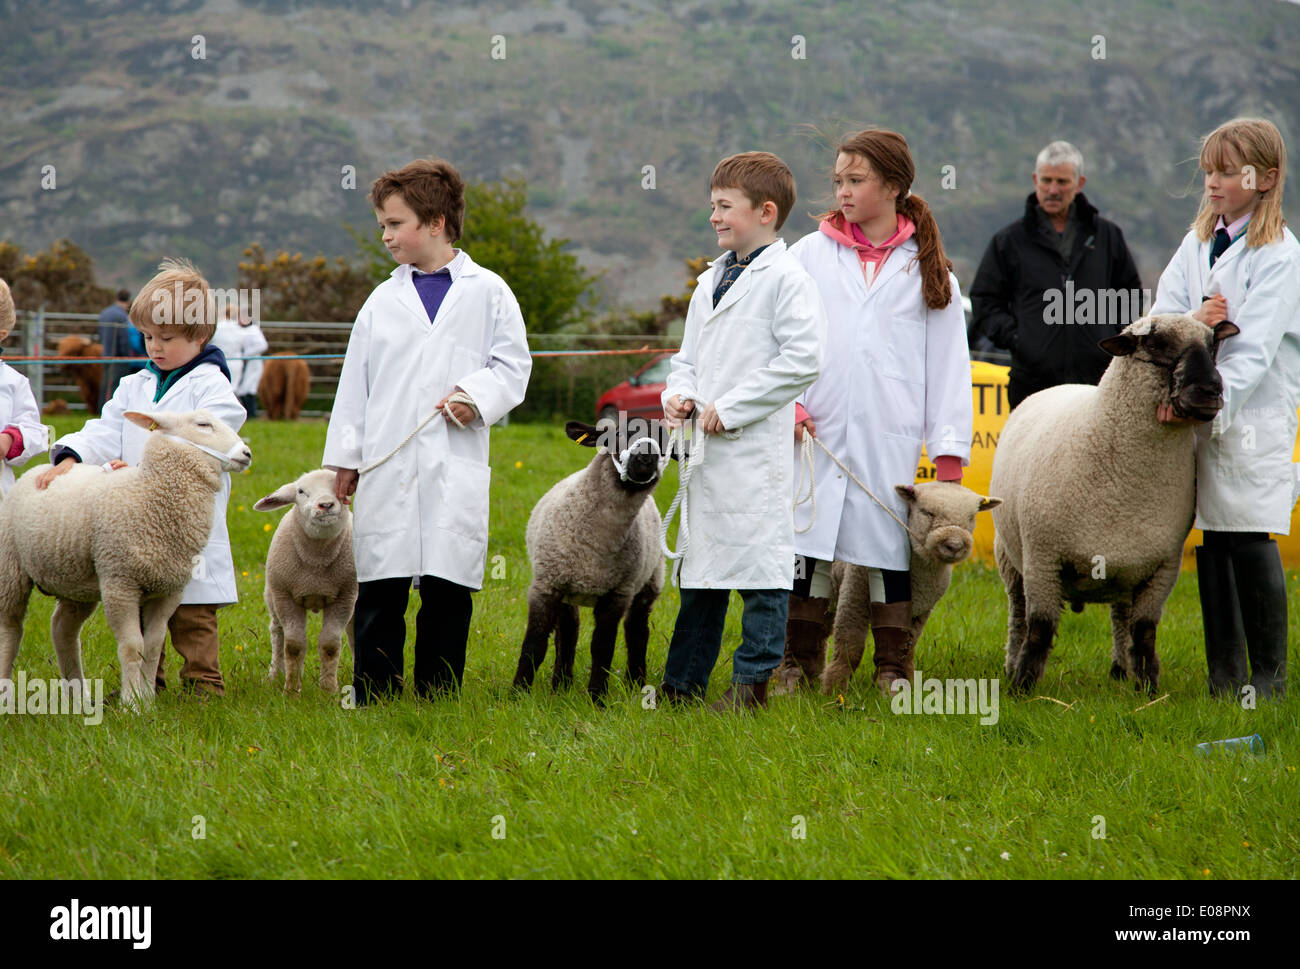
[
  {"x1": 37, "y1": 259, "x2": 244, "y2": 696},
  {"x1": 659, "y1": 151, "x2": 827, "y2": 711},
  {"x1": 0, "y1": 278, "x2": 49, "y2": 495}
]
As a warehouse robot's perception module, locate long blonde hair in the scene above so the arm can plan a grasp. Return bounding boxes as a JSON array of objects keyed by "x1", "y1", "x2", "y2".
[{"x1": 1193, "y1": 118, "x2": 1287, "y2": 246}]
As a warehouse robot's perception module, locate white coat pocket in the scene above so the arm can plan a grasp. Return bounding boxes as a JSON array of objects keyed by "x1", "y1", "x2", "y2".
[
  {"x1": 884, "y1": 316, "x2": 926, "y2": 384},
  {"x1": 437, "y1": 454, "x2": 492, "y2": 541}
]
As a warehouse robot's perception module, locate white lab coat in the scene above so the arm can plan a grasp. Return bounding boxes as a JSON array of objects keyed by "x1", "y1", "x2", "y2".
[
  {"x1": 789, "y1": 230, "x2": 973, "y2": 571},
  {"x1": 1, "y1": 360, "x2": 49, "y2": 496},
  {"x1": 235, "y1": 322, "x2": 269, "y2": 398},
  {"x1": 210, "y1": 321, "x2": 244, "y2": 391},
  {"x1": 661, "y1": 239, "x2": 826, "y2": 589},
  {"x1": 322, "y1": 254, "x2": 532, "y2": 588},
  {"x1": 53, "y1": 361, "x2": 246, "y2": 604},
  {"x1": 1150, "y1": 226, "x2": 1300, "y2": 533}
]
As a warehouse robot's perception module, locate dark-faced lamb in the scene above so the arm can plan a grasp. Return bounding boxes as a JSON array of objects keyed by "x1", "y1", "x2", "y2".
[
  {"x1": 513, "y1": 420, "x2": 664, "y2": 701},
  {"x1": 989, "y1": 314, "x2": 1238, "y2": 696}
]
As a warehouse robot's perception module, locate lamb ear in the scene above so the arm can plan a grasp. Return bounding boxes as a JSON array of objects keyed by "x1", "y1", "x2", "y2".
[
  {"x1": 253, "y1": 483, "x2": 297, "y2": 511},
  {"x1": 894, "y1": 484, "x2": 917, "y2": 503},
  {"x1": 124, "y1": 411, "x2": 171, "y2": 431},
  {"x1": 1098, "y1": 333, "x2": 1137, "y2": 357},
  {"x1": 1212, "y1": 321, "x2": 1240, "y2": 343},
  {"x1": 978, "y1": 496, "x2": 1003, "y2": 512},
  {"x1": 565, "y1": 421, "x2": 601, "y2": 447}
]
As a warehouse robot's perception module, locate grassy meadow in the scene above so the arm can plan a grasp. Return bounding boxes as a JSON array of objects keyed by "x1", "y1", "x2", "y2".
[{"x1": 0, "y1": 416, "x2": 1296, "y2": 879}]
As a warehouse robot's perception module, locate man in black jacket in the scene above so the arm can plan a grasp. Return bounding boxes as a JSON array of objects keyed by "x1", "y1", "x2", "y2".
[{"x1": 970, "y1": 141, "x2": 1142, "y2": 408}]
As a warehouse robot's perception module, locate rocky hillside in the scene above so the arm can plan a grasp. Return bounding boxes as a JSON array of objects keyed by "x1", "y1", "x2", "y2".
[{"x1": 1, "y1": 0, "x2": 1297, "y2": 309}]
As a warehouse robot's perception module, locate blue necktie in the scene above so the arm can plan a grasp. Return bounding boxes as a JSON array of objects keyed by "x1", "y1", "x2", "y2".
[{"x1": 1209, "y1": 228, "x2": 1232, "y2": 267}]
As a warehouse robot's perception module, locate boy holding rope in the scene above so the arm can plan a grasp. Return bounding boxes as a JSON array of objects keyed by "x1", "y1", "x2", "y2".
[
  {"x1": 659, "y1": 151, "x2": 826, "y2": 711},
  {"x1": 324, "y1": 158, "x2": 531, "y2": 704}
]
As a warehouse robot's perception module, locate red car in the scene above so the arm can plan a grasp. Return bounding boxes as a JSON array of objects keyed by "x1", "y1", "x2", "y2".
[{"x1": 595, "y1": 352, "x2": 674, "y2": 424}]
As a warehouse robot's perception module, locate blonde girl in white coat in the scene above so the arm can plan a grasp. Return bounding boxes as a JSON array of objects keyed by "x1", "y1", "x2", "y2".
[
  {"x1": 1151, "y1": 118, "x2": 1300, "y2": 700},
  {"x1": 775, "y1": 129, "x2": 972, "y2": 696},
  {"x1": 0, "y1": 278, "x2": 49, "y2": 496}
]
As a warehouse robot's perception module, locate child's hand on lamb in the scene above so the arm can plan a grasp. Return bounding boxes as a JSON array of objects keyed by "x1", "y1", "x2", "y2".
[
  {"x1": 664, "y1": 395, "x2": 695, "y2": 427},
  {"x1": 0, "y1": 432, "x2": 11, "y2": 459},
  {"x1": 34, "y1": 458, "x2": 77, "y2": 491},
  {"x1": 106, "y1": 459, "x2": 128, "y2": 471},
  {"x1": 1192, "y1": 294, "x2": 1228, "y2": 327},
  {"x1": 333, "y1": 468, "x2": 358, "y2": 506}
]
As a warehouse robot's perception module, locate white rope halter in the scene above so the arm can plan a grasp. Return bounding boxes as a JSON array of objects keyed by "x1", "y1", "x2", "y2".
[
  {"x1": 610, "y1": 435, "x2": 664, "y2": 485},
  {"x1": 358, "y1": 390, "x2": 478, "y2": 476},
  {"x1": 162, "y1": 433, "x2": 248, "y2": 471}
]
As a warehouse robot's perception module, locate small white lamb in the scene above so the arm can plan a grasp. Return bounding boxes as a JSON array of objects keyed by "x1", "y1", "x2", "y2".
[
  {"x1": 513, "y1": 420, "x2": 664, "y2": 701},
  {"x1": 821, "y1": 481, "x2": 1001, "y2": 695},
  {"x1": 254, "y1": 469, "x2": 357, "y2": 694},
  {"x1": 0, "y1": 409, "x2": 251, "y2": 710}
]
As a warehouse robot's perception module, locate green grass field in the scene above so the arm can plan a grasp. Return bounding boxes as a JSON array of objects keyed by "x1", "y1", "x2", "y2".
[{"x1": 0, "y1": 417, "x2": 1296, "y2": 879}]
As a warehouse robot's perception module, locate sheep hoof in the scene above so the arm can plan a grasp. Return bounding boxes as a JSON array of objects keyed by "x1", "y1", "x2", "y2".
[
  {"x1": 1109, "y1": 662, "x2": 1127, "y2": 681},
  {"x1": 320, "y1": 677, "x2": 338, "y2": 693},
  {"x1": 769, "y1": 666, "x2": 803, "y2": 696}
]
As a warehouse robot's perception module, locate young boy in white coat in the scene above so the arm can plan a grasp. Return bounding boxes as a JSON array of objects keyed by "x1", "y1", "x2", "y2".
[
  {"x1": 1152, "y1": 118, "x2": 1300, "y2": 700},
  {"x1": 37, "y1": 259, "x2": 245, "y2": 696},
  {"x1": 324, "y1": 157, "x2": 531, "y2": 704},
  {"x1": 0, "y1": 278, "x2": 49, "y2": 496},
  {"x1": 660, "y1": 151, "x2": 826, "y2": 711}
]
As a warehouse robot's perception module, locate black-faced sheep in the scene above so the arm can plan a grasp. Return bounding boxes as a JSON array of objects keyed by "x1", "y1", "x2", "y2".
[
  {"x1": 819, "y1": 481, "x2": 1001, "y2": 696},
  {"x1": 0, "y1": 409, "x2": 252, "y2": 709},
  {"x1": 513, "y1": 420, "x2": 664, "y2": 701},
  {"x1": 989, "y1": 314, "x2": 1238, "y2": 696},
  {"x1": 254, "y1": 469, "x2": 357, "y2": 694}
]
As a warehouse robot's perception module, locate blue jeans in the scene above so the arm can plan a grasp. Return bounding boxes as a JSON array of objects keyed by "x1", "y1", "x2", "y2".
[{"x1": 662, "y1": 588, "x2": 788, "y2": 693}]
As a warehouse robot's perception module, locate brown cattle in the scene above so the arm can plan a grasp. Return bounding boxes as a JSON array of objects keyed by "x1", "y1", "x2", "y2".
[
  {"x1": 55, "y1": 335, "x2": 103, "y2": 415},
  {"x1": 259, "y1": 352, "x2": 311, "y2": 420}
]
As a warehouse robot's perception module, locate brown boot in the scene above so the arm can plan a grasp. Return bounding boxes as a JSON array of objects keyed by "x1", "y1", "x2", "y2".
[
  {"x1": 770, "y1": 595, "x2": 830, "y2": 695},
  {"x1": 870, "y1": 601, "x2": 914, "y2": 696},
  {"x1": 711, "y1": 681, "x2": 769, "y2": 712}
]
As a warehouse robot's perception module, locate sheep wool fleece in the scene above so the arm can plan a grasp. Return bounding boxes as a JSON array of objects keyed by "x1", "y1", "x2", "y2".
[
  {"x1": 1150, "y1": 226, "x2": 1300, "y2": 532},
  {"x1": 53, "y1": 362, "x2": 245, "y2": 604},
  {"x1": 0, "y1": 361, "x2": 48, "y2": 496},
  {"x1": 323, "y1": 254, "x2": 532, "y2": 589},
  {"x1": 662, "y1": 238, "x2": 826, "y2": 589}
]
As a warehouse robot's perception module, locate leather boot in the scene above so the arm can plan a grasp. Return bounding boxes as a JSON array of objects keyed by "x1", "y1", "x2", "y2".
[
  {"x1": 870, "y1": 600, "x2": 914, "y2": 696},
  {"x1": 711, "y1": 681, "x2": 769, "y2": 712},
  {"x1": 658, "y1": 681, "x2": 702, "y2": 708},
  {"x1": 770, "y1": 595, "x2": 830, "y2": 695},
  {"x1": 1195, "y1": 545, "x2": 1249, "y2": 698},
  {"x1": 1230, "y1": 539, "x2": 1288, "y2": 700}
]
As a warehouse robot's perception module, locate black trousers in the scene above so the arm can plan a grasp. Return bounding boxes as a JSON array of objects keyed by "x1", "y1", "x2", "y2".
[
  {"x1": 352, "y1": 575, "x2": 473, "y2": 703},
  {"x1": 792, "y1": 555, "x2": 911, "y2": 603}
]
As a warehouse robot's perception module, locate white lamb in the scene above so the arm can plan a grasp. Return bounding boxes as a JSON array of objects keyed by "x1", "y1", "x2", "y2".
[
  {"x1": 989, "y1": 314, "x2": 1238, "y2": 695},
  {"x1": 820, "y1": 481, "x2": 1001, "y2": 695},
  {"x1": 0, "y1": 409, "x2": 251, "y2": 709},
  {"x1": 254, "y1": 469, "x2": 357, "y2": 694},
  {"x1": 512, "y1": 419, "x2": 664, "y2": 701}
]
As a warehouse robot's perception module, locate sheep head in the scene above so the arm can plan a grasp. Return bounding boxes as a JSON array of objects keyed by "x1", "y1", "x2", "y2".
[
  {"x1": 565, "y1": 419, "x2": 663, "y2": 493},
  {"x1": 254, "y1": 468, "x2": 348, "y2": 538},
  {"x1": 1098, "y1": 314, "x2": 1238, "y2": 423},
  {"x1": 124, "y1": 409, "x2": 252, "y2": 473},
  {"x1": 895, "y1": 481, "x2": 1001, "y2": 565}
]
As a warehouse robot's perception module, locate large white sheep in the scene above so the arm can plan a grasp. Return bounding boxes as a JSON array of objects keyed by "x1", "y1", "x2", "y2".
[
  {"x1": 254, "y1": 469, "x2": 357, "y2": 694},
  {"x1": 989, "y1": 314, "x2": 1238, "y2": 695},
  {"x1": 0, "y1": 409, "x2": 251, "y2": 709},
  {"x1": 512, "y1": 419, "x2": 664, "y2": 701},
  {"x1": 819, "y1": 481, "x2": 1001, "y2": 695}
]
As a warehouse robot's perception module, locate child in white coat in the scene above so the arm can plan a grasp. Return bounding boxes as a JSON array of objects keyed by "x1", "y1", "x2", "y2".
[
  {"x1": 37, "y1": 259, "x2": 245, "y2": 696},
  {"x1": 0, "y1": 278, "x2": 49, "y2": 496},
  {"x1": 324, "y1": 157, "x2": 531, "y2": 704},
  {"x1": 776, "y1": 129, "x2": 972, "y2": 696},
  {"x1": 1152, "y1": 117, "x2": 1300, "y2": 700},
  {"x1": 660, "y1": 151, "x2": 826, "y2": 711}
]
